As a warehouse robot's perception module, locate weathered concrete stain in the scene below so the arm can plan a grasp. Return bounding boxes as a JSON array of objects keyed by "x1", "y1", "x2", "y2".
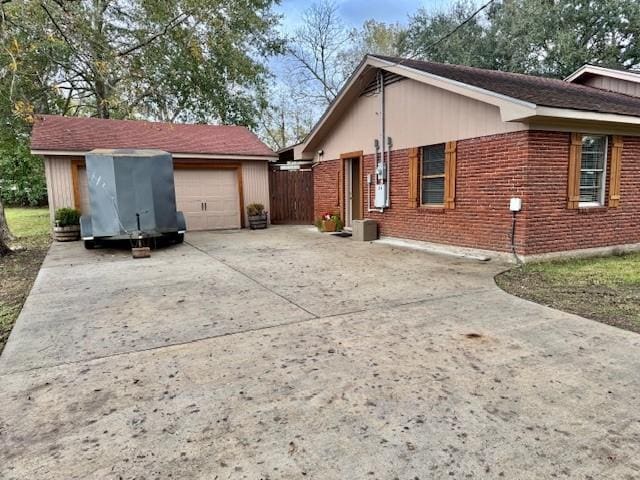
[{"x1": 1, "y1": 226, "x2": 639, "y2": 479}]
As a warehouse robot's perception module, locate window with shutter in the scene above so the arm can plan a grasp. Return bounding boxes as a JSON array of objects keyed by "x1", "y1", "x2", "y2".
[
  {"x1": 421, "y1": 144, "x2": 446, "y2": 205},
  {"x1": 579, "y1": 135, "x2": 608, "y2": 206}
]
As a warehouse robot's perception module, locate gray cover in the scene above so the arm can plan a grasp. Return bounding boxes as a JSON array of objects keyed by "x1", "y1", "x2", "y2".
[{"x1": 85, "y1": 149, "x2": 179, "y2": 238}]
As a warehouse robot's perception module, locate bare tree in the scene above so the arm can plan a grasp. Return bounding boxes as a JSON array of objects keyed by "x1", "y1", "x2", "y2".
[{"x1": 288, "y1": 0, "x2": 351, "y2": 108}]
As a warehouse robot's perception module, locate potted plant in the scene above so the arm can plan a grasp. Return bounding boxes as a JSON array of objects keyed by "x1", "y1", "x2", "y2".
[
  {"x1": 317, "y1": 212, "x2": 343, "y2": 232},
  {"x1": 53, "y1": 207, "x2": 81, "y2": 241},
  {"x1": 247, "y1": 203, "x2": 268, "y2": 230}
]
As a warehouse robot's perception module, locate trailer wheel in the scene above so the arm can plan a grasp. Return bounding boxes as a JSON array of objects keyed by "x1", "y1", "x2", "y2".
[
  {"x1": 84, "y1": 240, "x2": 95, "y2": 250},
  {"x1": 175, "y1": 233, "x2": 184, "y2": 244}
]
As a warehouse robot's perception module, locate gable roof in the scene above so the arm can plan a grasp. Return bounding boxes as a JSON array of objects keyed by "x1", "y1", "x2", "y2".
[
  {"x1": 565, "y1": 64, "x2": 640, "y2": 85},
  {"x1": 300, "y1": 55, "x2": 640, "y2": 154},
  {"x1": 31, "y1": 115, "x2": 276, "y2": 159},
  {"x1": 373, "y1": 55, "x2": 640, "y2": 118}
]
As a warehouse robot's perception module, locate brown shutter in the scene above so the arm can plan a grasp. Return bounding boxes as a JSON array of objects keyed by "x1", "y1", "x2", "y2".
[
  {"x1": 609, "y1": 135, "x2": 623, "y2": 208},
  {"x1": 444, "y1": 141, "x2": 457, "y2": 209},
  {"x1": 407, "y1": 147, "x2": 419, "y2": 208},
  {"x1": 567, "y1": 133, "x2": 582, "y2": 209}
]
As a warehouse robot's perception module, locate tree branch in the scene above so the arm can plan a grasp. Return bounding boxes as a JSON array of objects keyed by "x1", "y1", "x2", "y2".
[{"x1": 117, "y1": 12, "x2": 190, "y2": 57}]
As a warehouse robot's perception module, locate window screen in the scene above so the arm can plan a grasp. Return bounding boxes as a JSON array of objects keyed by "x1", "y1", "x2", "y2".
[
  {"x1": 421, "y1": 144, "x2": 445, "y2": 205},
  {"x1": 579, "y1": 135, "x2": 607, "y2": 204}
]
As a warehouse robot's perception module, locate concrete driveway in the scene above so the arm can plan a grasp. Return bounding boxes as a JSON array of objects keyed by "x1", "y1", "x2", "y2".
[{"x1": 1, "y1": 226, "x2": 639, "y2": 479}]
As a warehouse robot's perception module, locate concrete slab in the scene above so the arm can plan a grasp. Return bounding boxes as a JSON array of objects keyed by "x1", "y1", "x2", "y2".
[{"x1": 1, "y1": 226, "x2": 639, "y2": 479}]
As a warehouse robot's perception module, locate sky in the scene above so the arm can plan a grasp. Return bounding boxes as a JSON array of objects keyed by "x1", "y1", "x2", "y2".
[{"x1": 276, "y1": 0, "x2": 459, "y2": 32}]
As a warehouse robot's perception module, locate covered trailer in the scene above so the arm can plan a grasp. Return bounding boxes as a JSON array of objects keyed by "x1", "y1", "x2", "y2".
[{"x1": 80, "y1": 149, "x2": 186, "y2": 249}]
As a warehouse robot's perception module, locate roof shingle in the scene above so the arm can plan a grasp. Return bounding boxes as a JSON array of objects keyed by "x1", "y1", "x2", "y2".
[
  {"x1": 374, "y1": 55, "x2": 640, "y2": 118},
  {"x1": 31, "y1": 115, "x2": 275, "y2": 157}
]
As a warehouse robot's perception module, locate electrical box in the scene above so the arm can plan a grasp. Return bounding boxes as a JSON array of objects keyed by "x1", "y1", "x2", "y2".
[
  {"x1": 374, "y1": 184, "x2": 386, "y2": 208},
  {"x1": 509, "y1": 197, "x2": 522, "y2": 212},
  {"x1": 376, "y1": 162, "x2": 386, "y2": 178}
]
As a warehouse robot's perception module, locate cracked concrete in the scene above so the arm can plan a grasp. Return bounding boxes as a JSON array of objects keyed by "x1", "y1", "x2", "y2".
[{"x1": 1, "y1": 226, "x2": 639, "y2": 479}]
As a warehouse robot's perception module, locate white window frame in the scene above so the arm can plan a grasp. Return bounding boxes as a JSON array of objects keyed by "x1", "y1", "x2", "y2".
[{"x1": 579, "y1": 135, "x2": 608, "y2": 208}]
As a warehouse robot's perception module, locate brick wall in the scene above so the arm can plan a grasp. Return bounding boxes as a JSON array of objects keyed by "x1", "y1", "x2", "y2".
[
  {"x1": 523, "y1": 132, "x2": 640, "y2": 254},
  {"x1": 313, "y1": 130, "x2": 640, "y2": 255},
  {"x1": 313, "y1": 159, "x2": 342, "y2": 220}
]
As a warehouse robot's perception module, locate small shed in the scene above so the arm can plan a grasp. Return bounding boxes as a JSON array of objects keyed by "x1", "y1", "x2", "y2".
[{"x1": 31, "y1": 115, "x2": 277, "y2": 230}]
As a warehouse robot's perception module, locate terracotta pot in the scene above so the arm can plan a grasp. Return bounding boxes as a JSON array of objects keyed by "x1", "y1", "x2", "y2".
[
  {"x1": 53, "y1": 224, "x2": 80, "y2": 242},
  {"x1": 322, "y1": 220, "x2": 336, "y2": 232}
]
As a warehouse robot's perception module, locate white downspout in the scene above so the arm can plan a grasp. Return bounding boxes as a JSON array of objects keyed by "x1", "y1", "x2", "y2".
[{"x1": 380, "y1": 70, "x2": 387, "y2": 209}]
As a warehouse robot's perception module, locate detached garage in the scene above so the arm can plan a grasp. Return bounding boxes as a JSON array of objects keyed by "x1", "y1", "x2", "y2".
[{"x1": 31, "y1": 115, "x2": 277, "y2": 230}]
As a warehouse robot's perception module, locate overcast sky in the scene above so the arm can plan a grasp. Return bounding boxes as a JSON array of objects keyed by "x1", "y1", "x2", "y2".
[{"x1": 276, "y1": 0, "x2": 460, "y2": 31}]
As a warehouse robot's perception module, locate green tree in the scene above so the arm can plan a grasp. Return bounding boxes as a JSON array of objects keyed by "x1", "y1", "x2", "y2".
[
  {"x1": 1, "y1": 0, "x2": 283, "y2": 123},
  {"x1": 402, "y1": 0, "x2": 640, "y2": 78}
]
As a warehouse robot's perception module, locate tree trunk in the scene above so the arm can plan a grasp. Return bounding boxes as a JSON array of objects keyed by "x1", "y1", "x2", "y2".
[
  {"x1": 0, "y1": 197, "x2": 14, "y2": 244},
  {"x1": 0, "y1": 236, "x2": 11, "y2": 257}
]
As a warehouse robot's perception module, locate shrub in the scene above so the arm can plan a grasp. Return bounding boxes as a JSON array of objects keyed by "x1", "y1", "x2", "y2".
[
  {"x1": 246, "y1": 203, "x2": 265, "y2": 216},
  {"x1": 54, "y1": 208, "x2": 81, "y2": 227},
  {"x1": 0, "y1": 141, "x2": 47, "y2": 206}
]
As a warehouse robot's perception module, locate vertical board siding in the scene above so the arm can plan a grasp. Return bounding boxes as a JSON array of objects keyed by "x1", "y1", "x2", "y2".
[
  {"x1": 44, "y1": 156, "x2": 76, "y2": 221},
  {"x1": 44, "y1": 155, "x2": 270, "y2": 229},
  {"x1": 584, "y1": 76, "x2": 640, "y2": 98},
  {"x1": 314, "y1": 78, "x2": 527, "y2": 160},
  {"x1": 241, "y1": 161, "x2": 270, "y2": 225},
  {"x1": 269, "y1": 169, "x2": 314, "y2": 224}
]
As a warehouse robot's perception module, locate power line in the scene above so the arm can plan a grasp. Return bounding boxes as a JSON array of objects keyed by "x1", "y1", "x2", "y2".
[{"x1": 395, "y1": 0, "x2": 495, "y2": 66}]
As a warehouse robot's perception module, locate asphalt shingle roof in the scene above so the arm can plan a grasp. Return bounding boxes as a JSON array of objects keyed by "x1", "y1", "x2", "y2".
[
  {"x1": 374, "y1": 55, "x2": 640, "y2": 118},
  {"x1": 31, "y1": 115, "x2": 275, "y2": 157}
]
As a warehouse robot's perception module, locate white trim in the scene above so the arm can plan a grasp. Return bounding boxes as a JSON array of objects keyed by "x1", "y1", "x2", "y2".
[
  {"x1": 300, "y1": 56, "x2": 640, "y2": 155},
  {"x1": 372, "y1": 57, "x2": 537, "y2": 110},
  {"x1": 300, "y1": 56, "x2": 537, "y2": 153},
  {"x1": 30, "y1": 149, "x2": 277, "y2": 161},
  {"x1": 578, "y1": 134, "x2": 608, "y2": 208},
  {"x1": 515, "y1": 106, "x2": 640, "y2": 126},
  {"x1": 565, "y1": 64, "x2": 640, "y2": 84}
]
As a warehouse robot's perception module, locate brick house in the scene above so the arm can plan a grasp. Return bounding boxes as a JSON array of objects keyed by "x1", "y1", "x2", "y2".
[{"x1": 297, "y1": 56, "x2": 640, "y2": 261}]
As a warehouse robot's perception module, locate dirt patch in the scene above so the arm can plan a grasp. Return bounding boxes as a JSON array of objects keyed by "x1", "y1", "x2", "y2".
[
  {"x1": 496, "y1": 258, "x2": 640, "y2": 334},
  {"x1": 1, "y1": 207, "x2": 51, "y2": 354}
]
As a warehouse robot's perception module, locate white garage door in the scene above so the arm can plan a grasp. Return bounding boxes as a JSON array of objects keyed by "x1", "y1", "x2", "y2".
[
  {"x1": 173, "y1": 168, "x2": 241, "y2": 231},
  {"x1": 76, "y1": 167, "x2": 241, "y2": 231}
]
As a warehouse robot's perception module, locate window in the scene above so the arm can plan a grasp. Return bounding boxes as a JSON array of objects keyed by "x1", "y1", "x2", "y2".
[
  {"x1": 421, "y1": 144, "x2": 445, "y2": 205},
  {"x1": 579, "y1": 135, "x2": 608, "y2": 206}
]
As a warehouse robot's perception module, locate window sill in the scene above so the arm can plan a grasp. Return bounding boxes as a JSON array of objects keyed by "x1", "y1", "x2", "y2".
[
  {"x1": 578, "y1": 204, "x2": 608, "y2": 213},
  {"x1": 419, "y1": 204, "x2": 446, "y2": 213}
]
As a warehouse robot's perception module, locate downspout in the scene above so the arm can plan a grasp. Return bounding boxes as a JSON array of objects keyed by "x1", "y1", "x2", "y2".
[{"x1": 380, "y1": 69, "x2": 387, "y2": 209}]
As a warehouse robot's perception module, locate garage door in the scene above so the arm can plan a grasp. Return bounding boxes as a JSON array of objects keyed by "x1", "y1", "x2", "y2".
[
  {"x1": 76, "y1": 167, "x2": 241, "y2": 231},
  {"x1": 173, "y1": 168, "x2": 241, "y2": 231}
]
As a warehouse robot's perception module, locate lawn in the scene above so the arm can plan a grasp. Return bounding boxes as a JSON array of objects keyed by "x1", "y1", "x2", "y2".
[
  {"x1": 0, "y1": 207, "x2": 51, "y2": 354},
  {"x1": 496, "y1": 253, "x2": 640, "y2": 333}
]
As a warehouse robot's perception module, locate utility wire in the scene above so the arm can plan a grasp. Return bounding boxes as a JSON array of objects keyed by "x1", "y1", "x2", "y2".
[{"x1": 391, "y1": 0, "x2": 495, "y2": 67}]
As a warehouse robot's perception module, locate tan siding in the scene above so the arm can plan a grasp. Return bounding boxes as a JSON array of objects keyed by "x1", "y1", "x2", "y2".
[
  {"x1": 43, "y1": 156, "x2": 75, "y2": 221},
  {"x1": 315, "y1": 78, "x2": 527, "y2": 160},
  {"x1": 583, "y1": 76, "x2": 640, "y2": 98},
  {"x1": 241, "y1": 160, "x2": 270, "y2": 224}
]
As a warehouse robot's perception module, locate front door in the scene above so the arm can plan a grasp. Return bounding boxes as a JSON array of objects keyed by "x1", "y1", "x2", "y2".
[{"x1": 343, "y1": 157, "x2": 362, "y2": 229}]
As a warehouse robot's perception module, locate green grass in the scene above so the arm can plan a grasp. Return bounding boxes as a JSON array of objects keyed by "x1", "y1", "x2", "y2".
[
  {"x1": 5, "y1": 207, "x2": 51, "y2": 239},
  {"x1": 523, "y1": 253, "x2": 640, "y2": 286},
  {"x1": 1, "y1": 207, "x2": 51, "y2": 354},
  {"x1": 496, "y1": 253, "x2": 640, "y2": 333}
]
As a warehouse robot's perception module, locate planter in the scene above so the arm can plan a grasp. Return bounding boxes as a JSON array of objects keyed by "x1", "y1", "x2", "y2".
[
  {"x1": 248, "y1": 213, "x2": 268, "y2": 230},
  {"x1": 53, "y1": 225, "x2": 80, "y2": 242},
  {"x1": 322, "y1": 220, "x2": 336, "y2": 232}
]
